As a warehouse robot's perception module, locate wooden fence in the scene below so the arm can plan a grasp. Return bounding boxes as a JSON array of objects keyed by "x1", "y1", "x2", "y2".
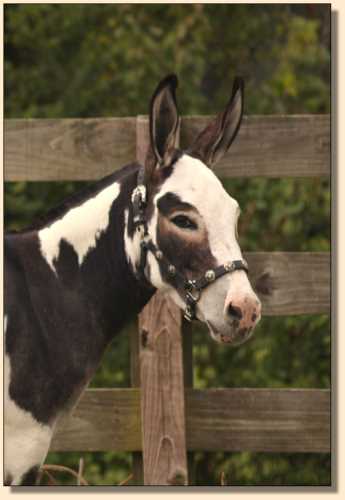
[{"x1": 4, "y1": 114, "x2": 331, "y2": 486}]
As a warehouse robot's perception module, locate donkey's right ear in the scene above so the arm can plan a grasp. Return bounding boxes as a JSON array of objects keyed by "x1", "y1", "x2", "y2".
[
  {"x1": 146, "y1": 74, "x2": 179, "y2": 176},
  {"x1": 187, "y1": 77, "x2": 244, "y2": 168}
]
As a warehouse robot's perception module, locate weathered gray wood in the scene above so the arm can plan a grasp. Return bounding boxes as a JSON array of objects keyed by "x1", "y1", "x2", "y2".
[
  {"x1": 4, "y1": 115, "x2": 330, "y2": 181},
  {"x1": 181, "y1": 114, "x2": 330, "y2": 178},
  {"x1": 246, "y1": 252, "x2": 330, "y2": 315},
  {"x1": 50, "y1": 388, "x2": 330, "y2": 453},
  {"x1": 186, "y1": 388, "x2": 331, "y2": 453},
  {"x1": 51, "y1": 389, "x2": 141, "y2": 452},
  {"x1": 4, "y1": 118, "x2": 136, "y2": 181},
  {"x1": 138, "y1": 289, "x2": 188, "y2": 485},
  {"x1": 136, "y1": 115, "x2": 150, "y2": 165},
  {"x1": 129, "y1": 320, "x2": 143, "y2": 485}
]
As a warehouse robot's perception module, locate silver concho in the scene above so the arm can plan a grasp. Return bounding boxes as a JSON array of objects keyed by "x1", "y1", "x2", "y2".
[
  {"x1": 156, "y1": 250, "x2": 163, "y2": 260},
  {"x1": 168, "y1": 264, "x2": 176, "y2": 276},
  {"x1": 205, "y1": 270, "x2": 216, "y2": 282},
  {"x1": 224, "y1": 261, "x2": 235, "y2": 272}
]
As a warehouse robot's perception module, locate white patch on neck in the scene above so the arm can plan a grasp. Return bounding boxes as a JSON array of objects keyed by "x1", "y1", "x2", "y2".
[
  {"x1": 38, "y1": 182, "x2": 120, "y2": 272},
  {"x1": 123, "y1": 208, "x2": 167, "y2": 291}
]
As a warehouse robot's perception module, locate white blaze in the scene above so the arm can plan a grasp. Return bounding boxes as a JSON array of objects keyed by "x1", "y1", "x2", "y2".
[
  {"x1": 147, "y1": 154, "x2": 256, "y2": 324},
  {"x1": 154, "y1": 154, "x2": 243, "y2": 265}
]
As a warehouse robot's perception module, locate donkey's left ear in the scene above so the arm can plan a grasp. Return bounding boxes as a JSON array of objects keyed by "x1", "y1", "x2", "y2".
[
  {"x1": 188, "y1": 77, "x2": 244, "y2": 168},
  {"x1": 147, "y1": 74, "x2": 179, "y2": 172}
]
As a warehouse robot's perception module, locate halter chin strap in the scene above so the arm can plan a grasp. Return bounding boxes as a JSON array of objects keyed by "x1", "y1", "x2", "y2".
[{"x1": 131, "y1": 166, "x2": 249, "y2": 321}]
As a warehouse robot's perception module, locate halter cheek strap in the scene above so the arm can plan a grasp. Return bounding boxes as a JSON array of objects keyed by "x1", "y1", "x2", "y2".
[{"x1": 132, "y1": 167, "x2": 249, "y2": 321}]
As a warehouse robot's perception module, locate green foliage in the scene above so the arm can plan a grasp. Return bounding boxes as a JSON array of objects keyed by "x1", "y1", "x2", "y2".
[
  {"x1": 193, "y1": 314, "x2": 330, "y2": 391},
  {"x1": 224, "y1": 177, "x2": 330, "y2": 252},
  {"x1": 5, "y1": 4, "x2": 329, "y2": 118},
  {"x1": 4, "y1": 3, "x2": 330, "y2": 486},
  {"x1": 194, "y1": 451, "x2": 331, "y2": 486}
]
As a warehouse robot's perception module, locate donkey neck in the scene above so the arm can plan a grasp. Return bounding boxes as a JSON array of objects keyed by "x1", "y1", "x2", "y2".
[
  {"x1": 35, "y1": 163, "x2": 155, "y2": 338},
  {"x1": 4, "y1": 163, "x2": 155, "y2": 425}
]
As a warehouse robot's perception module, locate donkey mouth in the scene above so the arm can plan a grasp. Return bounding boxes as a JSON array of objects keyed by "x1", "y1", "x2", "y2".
[{"x1": 206, "y1": 320, "x2": 254, "y2": 346}]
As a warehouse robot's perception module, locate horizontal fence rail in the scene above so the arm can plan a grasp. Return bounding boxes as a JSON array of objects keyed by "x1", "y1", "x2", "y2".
[
  {"x1": 246, "y1": 252, "x2": 330, "y2": 315},
  {"x1": 50, "y1": 388, "x2": 330, "y2": 454},
  {"x1": 4, "y1": 115, "x2": 330, "y2": 181}
]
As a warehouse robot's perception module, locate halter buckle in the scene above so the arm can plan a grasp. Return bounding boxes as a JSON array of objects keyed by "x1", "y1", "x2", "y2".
[
  {"x1": 184, "y1": 279, "x2": 196, "y2": 292},
  {"x1": 186, "y1": 289, "x2": 201, "y2": 304},
  {"x1": 184, "y1": 305, "x2": 194, "y2": 322}
]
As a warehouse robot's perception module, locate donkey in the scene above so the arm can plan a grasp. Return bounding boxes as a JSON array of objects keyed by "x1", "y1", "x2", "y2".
[{"x1": 4, "y1": 74, "x2": 261, "y2": 486}]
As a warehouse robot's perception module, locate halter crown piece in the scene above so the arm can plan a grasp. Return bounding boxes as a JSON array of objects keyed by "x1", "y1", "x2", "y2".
[{"x1": 131, "y1": 166, "x2": 249, "y2": 321}]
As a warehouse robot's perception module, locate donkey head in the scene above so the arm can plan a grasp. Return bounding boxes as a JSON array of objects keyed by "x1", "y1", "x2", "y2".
[{"x1": 127, "y1": 74, "x2": 261, "y2": 346}]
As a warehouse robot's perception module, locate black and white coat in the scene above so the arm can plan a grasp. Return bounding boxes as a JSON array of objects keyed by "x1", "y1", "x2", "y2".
[{"x1": 4, "y1": 75, "x2": 261, "y2": 485}]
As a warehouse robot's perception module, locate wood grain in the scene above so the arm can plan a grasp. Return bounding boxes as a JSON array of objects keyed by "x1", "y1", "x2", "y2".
[
  {"x1": 129, "y1": 319, "x2": 143, "y2": 485},
  {"x1": 4, "y1": 114, "x2": 330, "y2": 181},
  {"x1": 50, "y1": 388, "x2": 330, "y2": 454},
  {"x1": 245, "y1": 252, "x2": 330, "y2": 315},
  {"x1": 181, "y1": 114, "x2": 330, "y2": 178},
  {"x1": 4, "y1": 118, "x2": 136, "y2": 181},
  {"x1": 138, "y1": 290, "x2": 188, "y2": 485},
  {"x1": 186, "y1": 388, "x2": 330, "y2": 453},
  {"x1": 51, "y1": 389, "x2": 141, "y2": 452}
]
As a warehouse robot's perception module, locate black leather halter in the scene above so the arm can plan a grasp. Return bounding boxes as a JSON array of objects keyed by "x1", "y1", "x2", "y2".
[{"x1": 132, "y1": 167, "x2": 249, "y2": 321}]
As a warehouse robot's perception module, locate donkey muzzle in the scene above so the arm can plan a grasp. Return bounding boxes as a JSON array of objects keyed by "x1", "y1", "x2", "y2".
[{"x1": 221, "y1": 291, "x2": 261, "y2": 343}]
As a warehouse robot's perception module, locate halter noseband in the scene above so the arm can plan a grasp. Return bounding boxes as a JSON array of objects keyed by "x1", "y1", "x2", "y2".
[{"x1": 131, "y1": 166, "x2": 249, "y2": 321}]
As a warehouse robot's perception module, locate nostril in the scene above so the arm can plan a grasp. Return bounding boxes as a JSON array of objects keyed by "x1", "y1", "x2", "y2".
[
  {"x1": 238, "y1": 327, "x2": 248, "y2": 338},
  {"x1": 227, "y1": 303, "x2": 243, "y2": 320}
]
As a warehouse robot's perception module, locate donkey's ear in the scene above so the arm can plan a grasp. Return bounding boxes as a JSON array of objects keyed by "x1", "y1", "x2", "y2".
[
  {"x1": 188, "y1": 77, "x2": 244, "y2": 168},
  {"x1": 147, "y1": 74, "x2": 179, "y2": 172}
]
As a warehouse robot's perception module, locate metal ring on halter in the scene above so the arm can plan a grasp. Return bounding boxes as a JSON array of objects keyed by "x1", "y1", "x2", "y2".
[{"x1": 186, "y1": 288, "x2": 201, "y2": 305}]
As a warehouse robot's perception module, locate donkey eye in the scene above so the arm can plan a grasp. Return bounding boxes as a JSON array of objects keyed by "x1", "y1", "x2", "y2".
[{"x1": 171, "y1": 215, "x2": 198, "y2": 230}]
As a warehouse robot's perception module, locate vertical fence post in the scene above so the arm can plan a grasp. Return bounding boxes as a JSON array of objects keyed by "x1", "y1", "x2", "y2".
[
  {"x1": 135, "y1": 115, "x2": 188, "y2": 486},
  {"x1": 130, "y1": 318, "x2": 143, "y2": 485}
]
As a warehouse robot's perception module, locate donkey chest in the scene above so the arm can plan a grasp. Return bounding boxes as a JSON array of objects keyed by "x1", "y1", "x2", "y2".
[
  {"x1": 5, "y1": 298, "x2": 105, "y2": 425},
  {"x1": 5, "y1": 234, "x2": 113, "y2": 424}
]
